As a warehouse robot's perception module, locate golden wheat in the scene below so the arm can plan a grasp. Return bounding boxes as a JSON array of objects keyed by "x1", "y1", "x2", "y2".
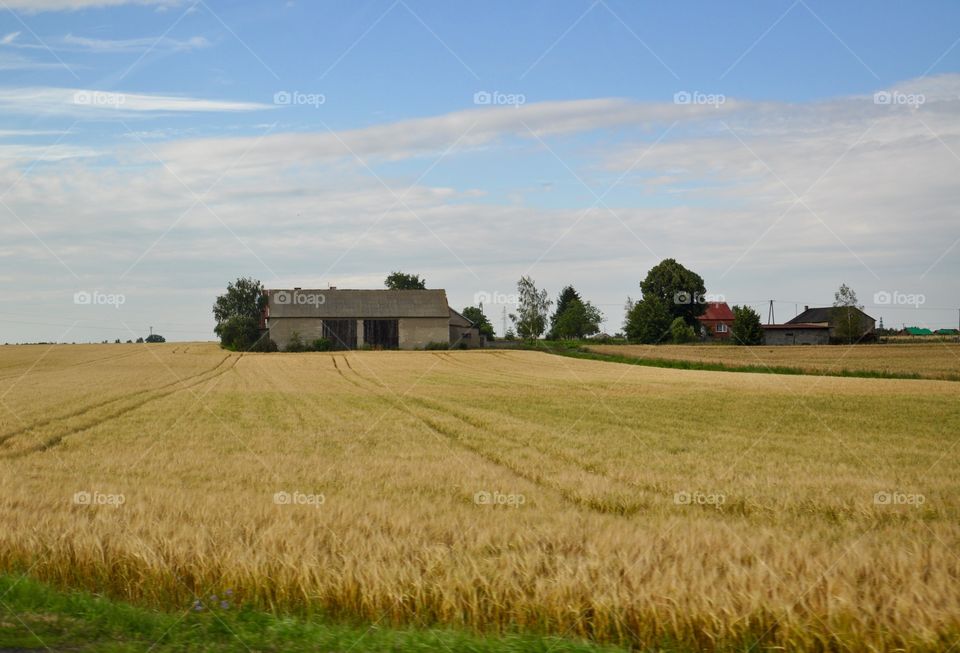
[{"x1": 0, "y1": 343, "x2": 958, "y2": 650}]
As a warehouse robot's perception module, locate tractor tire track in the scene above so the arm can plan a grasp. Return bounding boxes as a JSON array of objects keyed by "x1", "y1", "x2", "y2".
[
  {"x1": 0, "y1": 347, "x2": 145, "y2": 383},
  {"x1": 343, "y1": 360, "x2": 644, "y2": 516},
  {"x1": 0, "y1": 355, "x2": 240, "y2": 457},
  {"x1": 0, "y1": 354, "x2": 234, "y2": 446}
]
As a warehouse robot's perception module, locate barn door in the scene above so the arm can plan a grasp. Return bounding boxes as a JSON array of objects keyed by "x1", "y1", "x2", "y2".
[
  {"x1": 363, "y1": 319, "x2": 399, "y2": 349},
  {"x1": 322, "y1": 319, "x2": 357, "y2": 350}
]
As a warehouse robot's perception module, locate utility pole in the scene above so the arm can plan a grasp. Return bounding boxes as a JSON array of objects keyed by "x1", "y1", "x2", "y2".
[
  {"x1": 502, "y1": 307, "x2": 507, "y2": 336},
  {"x1": 767, "y1": 300, "x2": 775, "y2": 325}
]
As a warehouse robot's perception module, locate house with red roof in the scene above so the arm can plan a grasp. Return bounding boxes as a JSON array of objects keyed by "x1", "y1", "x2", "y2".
[{"x1": 698, "y1": 302, "x2": 735, "y2": 340}]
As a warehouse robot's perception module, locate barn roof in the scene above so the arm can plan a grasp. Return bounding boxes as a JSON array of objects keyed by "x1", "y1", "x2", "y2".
[
  {"x1": 787, "y1": 306, "x2": 875, "y2": 325},
  {"x1": 266, "y1": 289, "x2": 450, "y2": 319},
  {"x1": 448, "y1": 307, "x2": 474, "y2": 328},
  {"x1": 762, "y1": 323, "x2": 830, "y2": 330}
]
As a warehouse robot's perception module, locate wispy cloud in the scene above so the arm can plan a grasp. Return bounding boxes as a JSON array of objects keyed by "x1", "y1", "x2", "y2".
[
  {"x1": 61, "y1": 33, "x2": 210, "y2": 53},
  {"x1": 0, "y1": 87, "x2": 273, "y2": 114},
  {"x1": 0, "y1": 53, "x2": 73, "y2": 70},
  {"x1": 3, "y1": 32, "x2": 210, "y2": 54},
  {"x1": 1, "y1": 0, "x2": 179, "y2": 12}
]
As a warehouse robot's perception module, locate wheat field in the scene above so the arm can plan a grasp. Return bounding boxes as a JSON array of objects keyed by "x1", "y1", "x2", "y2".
[
  {"x1": 587, "y1": 342, "x2": 960, "y2": 379},
  {"x1": 1, "y1": 343, "x2": 959, "y2": 651}
]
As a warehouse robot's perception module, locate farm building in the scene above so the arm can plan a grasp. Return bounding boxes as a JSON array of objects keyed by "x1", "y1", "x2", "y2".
[
  {"x1": 698, "y1": 302, "x2": 734, "y2": 339},
  {"x1": 761, "y1": 323, "x2": 831, "y2": 345},
  {"x1": 786, "y1": 306, "x2": 876, "y2": 340},
  {"x1": 263, "y1": 288, "x2": 482, "y2": 350}
]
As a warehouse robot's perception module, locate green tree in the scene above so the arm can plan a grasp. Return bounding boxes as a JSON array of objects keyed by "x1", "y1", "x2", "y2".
[
  {"x1": 547, "y1": 286, "x2": 582, "y2": 338},
  {"x1": 624, "y1": 295, "x2": 672, "y2": 344},
  {"x1": 213, "y1": 277, "x2": 267, "y2": 349},
  {"x1": 509, "y1": 276, "x2": 551, "y2": 341},
  {"x1": 461, "y1": 306, "x2": 495, "y2": 340},
  {"x1": 384, "y1": 271, "x2": 426, "y2": 290},
  {"x1": 145, "y1": 333, "x2": 166, "y2": 343},
  {"x1": 553, "y1": 298, "x2": 604, "y2": 340},
  {"x1": 639, "y1": 258, "x2": 707, "y2": 326},
  {"x1": 731, "y1": 305, "x2": 763, "y2": 345},
  {"x1": 217, "y1": 316, "x2": 262, "y2": 351},
  {"x1": 832, "y1": 283, "x2": 863, "y2": 344},
  {"x1": 670, "y1": 316, "x2": 697, "y2": 343}
]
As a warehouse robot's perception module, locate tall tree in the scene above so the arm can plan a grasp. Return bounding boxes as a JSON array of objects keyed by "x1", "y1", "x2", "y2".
[
  {"x1": 639, "y1": 258, "x2": 707, "y2": 326},
  {"x1": 509, "y1": 276, "x2": 551, "y2": 340},
  {"x1": 461, "y1": 306, "x2": 495, "y2": 340},
  {"x1": 552, "y1": 298, "x2": 604, "y2": 339},
  {"x1": 731, "y1": 305, "x2": 763, "y2": 345},
  {"x1": 624, "y1": 295, "x2": 672, "y2": 344},
  {"x1": 385, "y1": 271, "x2": 426, "y2": 290},
  {"x1": 832, "y1": 283, "x2": 863, "y2": 344},
  {"x1": 548, "y1": 286, "x2": 582, "y2": 338},
  {"x1": 213, "y1": 277, "x2": 267, "y2": 351}
]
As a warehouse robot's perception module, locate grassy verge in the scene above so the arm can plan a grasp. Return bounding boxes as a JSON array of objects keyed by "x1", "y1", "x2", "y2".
[
  {"x1": 530, "y1": 341, "x2": 936, "y2": 381},
  {"x1": 0, "y1": 574, "x2": 630, "y2": 653}
]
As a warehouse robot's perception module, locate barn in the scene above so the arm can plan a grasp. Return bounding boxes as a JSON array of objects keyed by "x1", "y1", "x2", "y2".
[
  {"x1": 264, "y1": 288, "x2": 481, "y2": 350},
  {"x1": 786, "y1": 306, "x2": 876, "y2": 340}
]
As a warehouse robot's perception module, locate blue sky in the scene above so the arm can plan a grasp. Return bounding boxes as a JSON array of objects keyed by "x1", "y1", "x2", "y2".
[{"x1": 1, "y1": 0, "x2": 959, "y2": 341}]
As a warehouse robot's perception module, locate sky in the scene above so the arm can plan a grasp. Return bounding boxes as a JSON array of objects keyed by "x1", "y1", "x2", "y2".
[{"x1": 0, "y1": 0, "x2": 958, "y2": 342}]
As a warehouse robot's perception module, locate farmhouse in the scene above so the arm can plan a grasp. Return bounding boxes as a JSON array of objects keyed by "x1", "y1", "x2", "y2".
[
  {"x1": 698, "y1": 302, "x2": 734, "y2": 339},
  {"x1": 263, "y1": 288, "x2": 481, "y2": 350}
]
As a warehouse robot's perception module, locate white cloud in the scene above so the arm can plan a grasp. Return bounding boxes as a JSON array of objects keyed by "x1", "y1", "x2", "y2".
[
  {"x1": 0, "y1": 75, "x2": 957, "y2": 340},
  {"x1": 0, "y1": 53, "x2": 71, "y2": 71},
  {"x1": 1, "y1": 32, "x2": 20, "y2": 45},
  {"x1": 61, "y1": 33, "x2": 210, "y2": 53},
  {"x1": 2, "y1": 0, "x2": 178, "y2": 11},
  {"x1": 0, "y1": 87, "x2": 273, "y2": 115}
]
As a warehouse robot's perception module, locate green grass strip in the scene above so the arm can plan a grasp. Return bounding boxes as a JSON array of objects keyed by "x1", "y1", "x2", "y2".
[
  {"x1": 0, "y1": 573, "x2": 630, "y2": 653},
  {"x1": 526, "y1": 342, "x2": 950, "y2": 381}
]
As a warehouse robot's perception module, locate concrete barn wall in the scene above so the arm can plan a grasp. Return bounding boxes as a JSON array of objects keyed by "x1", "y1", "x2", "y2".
[
  {"x1": 269, "y1": 317, "x2": 449, "y2": 350},
  {"x1": 398, "y1": 317, "x2": 449, "y2": 349},
  {"x1": 763, "y1": 329, "x2": 830, "y2": 346},
  {"x1": 269, "y1": 317, "x2": 326, "y2": 349},
  {"x1": 450, "y1": 325, "x2": 482, "y2": 348}
]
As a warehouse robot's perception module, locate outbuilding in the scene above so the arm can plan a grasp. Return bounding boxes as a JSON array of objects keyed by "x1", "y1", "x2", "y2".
[{"x1": 264, "y1": 288, "x2": 480, "y2": 350}]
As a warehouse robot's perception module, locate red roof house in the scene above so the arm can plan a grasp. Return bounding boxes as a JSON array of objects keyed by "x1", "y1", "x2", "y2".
[{"x1": 699, "y1": 302, "x2": 735, "y2": 339}]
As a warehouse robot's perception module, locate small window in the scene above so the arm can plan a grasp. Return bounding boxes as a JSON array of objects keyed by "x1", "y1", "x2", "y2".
[{"x1": 716, "y1": 323, "x2": 728, "y2": 333}]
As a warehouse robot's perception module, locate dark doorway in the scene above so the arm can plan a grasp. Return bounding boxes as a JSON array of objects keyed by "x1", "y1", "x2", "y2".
[
  {"x1": 322, "y1": 319, "x2": 356, "y2": 350},
  {"x1": 363, "y1": 319, "x2": 399, "y2": 349}
]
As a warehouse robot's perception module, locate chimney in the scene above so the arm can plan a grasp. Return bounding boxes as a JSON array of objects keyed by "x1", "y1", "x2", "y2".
[
  {"x1": 804, "y1": 305, "x2": 809, "y2": 311},
  {"x1": 294, "y1": 287, "x2": 301, "y2": 291}
]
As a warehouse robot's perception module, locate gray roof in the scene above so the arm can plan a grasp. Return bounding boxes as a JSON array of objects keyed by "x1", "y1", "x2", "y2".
[
  {"x1": 786, "y1": 306, "x2": 875, "y2": 325},
  {"x1": 448, "y1": 307, "x2": 474, "y2": 328},
  {"x1": 266, "y1": 289, "x2": 449, "y2": 319}
]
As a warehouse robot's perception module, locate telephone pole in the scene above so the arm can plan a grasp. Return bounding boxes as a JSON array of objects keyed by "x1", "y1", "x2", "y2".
[{"x1": 767, "y1": 300, "x2": 775, "y2": 325}]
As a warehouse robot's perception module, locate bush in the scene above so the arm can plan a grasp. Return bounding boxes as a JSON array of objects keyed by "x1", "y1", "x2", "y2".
[
  {"x1": 145, "y1": 334, "x2": 166, "y2": 343},
  {"x1": 670, "y1": 317, "x2": 697, "y2": 344},
  {"x1": 311, "y1": 338, "x2": 332, "y2": 352},
  {"x1": 731, "y1": 305, "x2": 763, "y2": 346},
  {"x1": 250, "y1": 334, "x2": 278, "y2": 352},
  {"x1": 218, "y1": 315, "x2": 261, "y2": 351},
  {"x1": 424, "y1": 341, "x2": 450, "y2": 350},
  {"x1": 284, "y1": 332, "x2": 310, "y2": 353}
]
